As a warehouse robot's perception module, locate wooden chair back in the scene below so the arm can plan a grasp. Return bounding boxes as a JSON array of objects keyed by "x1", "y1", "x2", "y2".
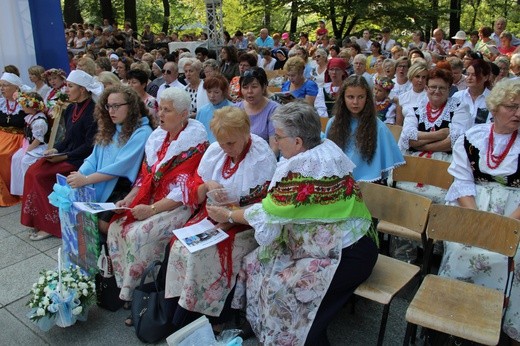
[
  {"x1": 47, "y1": 110, "x2": 63, "y2": 149},
  {"x1": 320, "y1": 117, "x2": 329, "y2": 132},
  {"x1": 265, "y1": 69, "x2": 285, "y2": 82},
  {"x1": 392, "y1": 155, "x2": 453, "y2": 190},
  {"x1": 386, "y1": 124, "x2": 402, "y2": 143},
  {"x1": 359, "y1": 182, "x2": 431, "y2": 236},
  {"x1": 426, "y1": 204, "x2": 520, "y2": 257},
  {"x1": 267, "y1": 85, "x2": 281, "y2": 93}
]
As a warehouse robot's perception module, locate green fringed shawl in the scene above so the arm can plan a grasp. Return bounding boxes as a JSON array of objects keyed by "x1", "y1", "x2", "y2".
[{"x1": 262, "y1": 172, "x2": 372, "y2": 222}]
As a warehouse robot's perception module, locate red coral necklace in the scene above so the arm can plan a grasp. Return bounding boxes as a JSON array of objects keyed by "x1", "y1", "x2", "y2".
[
  {"x1": 71, "y1": 99, "x2": 91, "y2": 123},
  {"x1": 486, "y1": 124, "x2": 517, "y2": 169},
  {"x1": 222, "y1": 138, "x2": 252, "y2": 179},
  {"x1": 6, "y1": 100, "x2": 17, "y2": 114},
  {"x1": 426, "y1": 101, "x2": 446, "y2": 123}
]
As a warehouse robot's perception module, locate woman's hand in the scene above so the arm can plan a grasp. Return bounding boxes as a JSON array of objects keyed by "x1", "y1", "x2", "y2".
[
  {"x1": 114, "y1": 198, "x2": 131, "y2": 213},
  {"x1": 46, "y1": 154, "x2": 67, "y2": 163},
  {"x1": 205, "y1": 180, "x2": 223, "y2": 192},
  {"x1": 44, "y1": 148, "x2": 58, "y2": 156},
  {"x1": 131, "y1": 204, "x2": 154, "y2": 221},
  {"x1": 66, "y1": 171, "x2": 89, "y2": 188},
  {"x1": 207, "y1": 205, "x2": 231, "y2": 223}
]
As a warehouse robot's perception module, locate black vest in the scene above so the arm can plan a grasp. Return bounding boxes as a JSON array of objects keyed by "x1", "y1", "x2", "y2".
[{"x1": 463, "y1": 136, "x2": 520, "y2": 187}]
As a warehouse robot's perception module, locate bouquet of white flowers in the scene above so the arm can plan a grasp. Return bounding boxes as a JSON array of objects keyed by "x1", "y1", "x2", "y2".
[{"x1": 27, "y1": 249, "x2": 96, "y2": 331}]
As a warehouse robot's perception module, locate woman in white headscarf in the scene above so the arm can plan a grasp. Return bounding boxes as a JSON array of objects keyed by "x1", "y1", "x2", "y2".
[
  {"x1": 0, "y1": 72, "x2": 29, "y2": 206},
  {"x1": 21, "y1": 70, "x2": 103, "y2": 241}
]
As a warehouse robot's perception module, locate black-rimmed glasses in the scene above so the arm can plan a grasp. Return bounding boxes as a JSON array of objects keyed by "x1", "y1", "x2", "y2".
[{"x1": 105, "y1": 103, "x2": 129, "y2": 111}]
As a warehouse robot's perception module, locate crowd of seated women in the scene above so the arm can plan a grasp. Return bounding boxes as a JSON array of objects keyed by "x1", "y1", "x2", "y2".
[{"x1": 0, "y1": 16, "x2": 519, "y2": 344}]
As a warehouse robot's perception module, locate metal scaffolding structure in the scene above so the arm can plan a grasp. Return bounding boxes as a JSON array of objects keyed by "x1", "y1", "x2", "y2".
[{"x1": 204, "y1": 0, "x2": 224, "y2": 51}]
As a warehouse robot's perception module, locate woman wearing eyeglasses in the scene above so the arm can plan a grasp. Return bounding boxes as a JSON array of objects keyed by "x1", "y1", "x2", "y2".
[
  {"x1": 398, "y1": 67, "x2": 472, "y2": 202},
  {"x1": 107, "y1": 88, "x2": 208, "y2": 320},
  {"x1": 310, "y1": 48, "x2": 328, "y2": 88},
  {"x1": 65, "y1": 85, "x2": 152, "y2": 233},
  {"x1": 21, "y1": 70, "x2": 103, "y2": 240},
  {"x1": 440, "y1": 78, "x2": 520, "y2": 345},
  {"x1": 281, "y1": 56, "x2": 319, "y2": 106}
]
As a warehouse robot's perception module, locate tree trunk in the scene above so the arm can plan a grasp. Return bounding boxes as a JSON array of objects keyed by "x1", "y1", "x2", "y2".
[
  {"x1": 162, "y1": 0, "x2": 170, "y2": 34},
  {"x1": 99, "y1": 0, "x2": 114, "y2": 24},
  {"x1": 124, "y1": 0, "x2": 137, "y2": 31},
  {"x1": 63, "y1": 0, "x2": 83, "y2": 26},
  {"x1": 431, "y1": 0, "x2": 438, "y2": 35},
  {"x1": 290, "y1": 1, "x2": 298, "y2": 34},
  {"x1": 449, "y1": 0, "x2": 461, "y2": 39},
  {"x1": 263, "y1": 0, "x2": 271, "y2": 28}
]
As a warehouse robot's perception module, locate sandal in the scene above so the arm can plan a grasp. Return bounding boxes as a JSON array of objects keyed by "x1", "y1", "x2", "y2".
[
  {"x1": 123, "y1": 301, "x2": 132, "y2": 310},
  {"x1": 124, "y1": 315, "x2": 133, "y2": 327},
  {"x1": 30, "y1": 231, "x2": 52, "y2": 241}
]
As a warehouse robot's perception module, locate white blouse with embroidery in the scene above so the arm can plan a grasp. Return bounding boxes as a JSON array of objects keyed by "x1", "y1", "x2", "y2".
[
  {"x1": 446, "y1": 123, "x2": 520, "y2": 202},
  {"x1": 399, "y1": 97, "x2": 472, "y2": 151}
]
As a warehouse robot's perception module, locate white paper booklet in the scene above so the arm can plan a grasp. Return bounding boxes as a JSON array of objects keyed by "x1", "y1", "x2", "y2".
[
  {"x1": 172, "y1": 218, "x2": 228, "y2": 253},
  {"x1": 72, "y1": 202, "x2": 130, "y2": 214}
]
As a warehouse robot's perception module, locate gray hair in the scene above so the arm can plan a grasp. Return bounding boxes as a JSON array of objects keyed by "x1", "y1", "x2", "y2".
[
  {"x1": 353, "y1": 54, "x2": 367, "y2": 64},
  {"x1": 271, "y1": 102, "x2": 322, "y2": 150},
  {"x1": 159, "y1": 87, "x2": 191, "y2": 113},
  {"x1": 202, "y1": 59, "x2": 219, "y2": 70},
  {"x1": 486, "y1": 78, "x2": 520, "y2": 114},
  {"x1": 184, "y1": 58, "x2": 203, "y2": 72}
]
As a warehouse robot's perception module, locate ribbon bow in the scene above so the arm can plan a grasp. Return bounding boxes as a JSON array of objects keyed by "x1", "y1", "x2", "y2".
[{"x1": 48, "y1": 183, "x2": 74, "y2": 212}]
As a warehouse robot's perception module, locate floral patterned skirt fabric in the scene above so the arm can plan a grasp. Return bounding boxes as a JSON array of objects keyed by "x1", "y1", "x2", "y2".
[
  {"x1": 439, "y1": 182, "x2": 520, "y2": 341},
  {"x1": 165, "y1": 229, "x2": 257, "y2": 317},
  {"x1": 232, "y1": 223, "x2": 344, "y2": 345},
  {"x1": 107, "y1": 206, "x2": 191, "y2": 301}
]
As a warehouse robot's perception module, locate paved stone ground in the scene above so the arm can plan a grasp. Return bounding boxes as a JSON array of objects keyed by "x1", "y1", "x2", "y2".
[{"x1": 0, "y1": 203, "x2": 414, "y2": 345}]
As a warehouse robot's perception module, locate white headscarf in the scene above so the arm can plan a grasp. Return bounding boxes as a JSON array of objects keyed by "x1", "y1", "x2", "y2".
[
  {"x1": 0, "y1": 72, "x2": 32, "y2": 92},
  {"x1": 66, "y1": 70, "x2": 104, "y2": 101}
]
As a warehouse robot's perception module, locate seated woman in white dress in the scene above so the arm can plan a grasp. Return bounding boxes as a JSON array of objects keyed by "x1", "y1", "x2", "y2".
[
  {"x1": 398, "y1": 67, "x2": 472, "y2": 203},
  {"x1": 10, "y1": 92, "x2": 48, "y2": 196},
  {"x1": 164, "y1": 106, "x2": 277, "y2": 333},
  {"x1": 208, "y1": 102, "x2": 378, "y2": 345},
  {"x1": 106, "y1": 88, "x2": 209, "y2": 322},
  {"x1": 439, "y1": 78, "x2": 520, "y2": 345}
]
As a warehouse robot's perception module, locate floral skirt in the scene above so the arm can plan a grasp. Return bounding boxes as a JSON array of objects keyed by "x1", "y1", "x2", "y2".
[
  {"x1": 107, "y1": 206, "x2": 191, "y2": 301},
  {"x1": 439, "y1": 182, "x2": 520, "y2": 341},
  {"x1": 232, "y1": 223, "x2": 344, "y2": 345},
  {"x1": 165, "y1": 228, "x2": 257, "y2": 317}
]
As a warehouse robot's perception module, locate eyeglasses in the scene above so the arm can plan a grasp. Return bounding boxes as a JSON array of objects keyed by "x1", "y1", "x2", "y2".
[
  {"x1": 396, "y1": 65, "x2": 408, "y2": 69},
  {"x1": 162, "y1": 69, "x2": 174, "y2": 75},
  {"x1": 247, "y1": 46, "x2": 253, "y2": 49},
  {"x1": 501, "y1": 104, "x2": 520, "y2": 112},
  {"x1": 274, "y1": 134, "x2": 292, "y2": 141},
  {"x1": 242, "y1": 69, "x2": 260, "y2": 78},
  {"x1": 315, "y1": 55, "x2": 323, "y2": 59},
  {"x1": 427, "y1": 85, "x2": 448, "y2": 92},
  {"x1": 105, "y1": 103, "x2": 128, "y2": 111}
]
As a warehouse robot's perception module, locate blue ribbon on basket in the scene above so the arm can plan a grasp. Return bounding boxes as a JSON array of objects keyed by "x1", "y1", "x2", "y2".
[
  {"x1": 48, "y1": 183, "x2": 74, "y2": 212},
  {"x1": 47, "y1": 289, "x2": 81, "y2": 328}
]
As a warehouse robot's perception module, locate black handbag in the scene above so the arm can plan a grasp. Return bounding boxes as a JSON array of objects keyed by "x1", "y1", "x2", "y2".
[
  {"x1": 95, "y1": 244, "x2": 124, "y2": 311},
  {"x1": 131, "y1": 260, "x2": 176, "y2": 343}
]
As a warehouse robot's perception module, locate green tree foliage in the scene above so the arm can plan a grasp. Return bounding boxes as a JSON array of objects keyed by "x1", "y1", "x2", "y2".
[{"x1": 65, "y1": 0, "x2": 518, "y2": 42}]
